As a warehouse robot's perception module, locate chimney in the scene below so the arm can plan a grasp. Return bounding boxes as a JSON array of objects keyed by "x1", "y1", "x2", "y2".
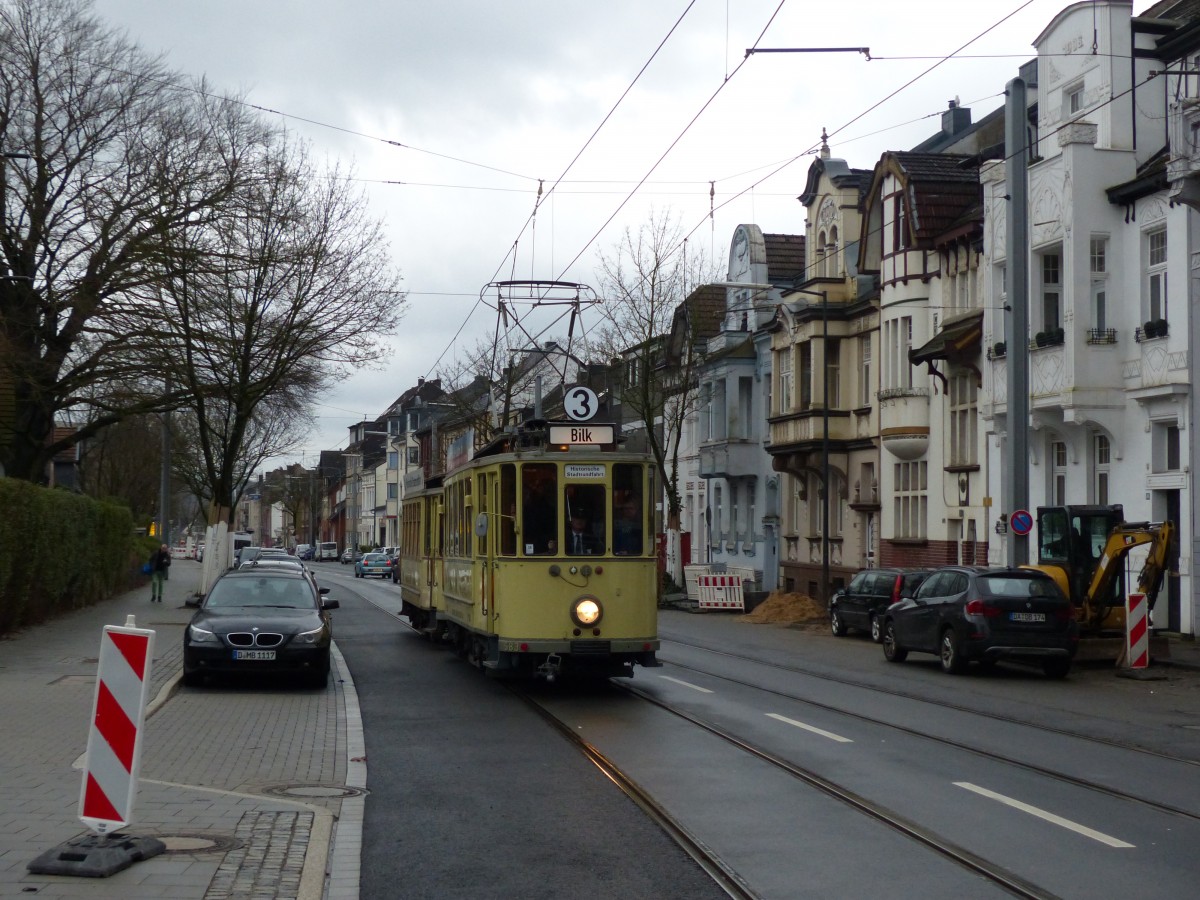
[{"x1": 942, "y1": 98, "x2": 971, "y2": 137}]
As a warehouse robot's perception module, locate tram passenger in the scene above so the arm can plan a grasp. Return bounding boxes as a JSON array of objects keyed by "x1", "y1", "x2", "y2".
[{"x1": 614, "y1": 498, "x2": 643, "y2": 555}]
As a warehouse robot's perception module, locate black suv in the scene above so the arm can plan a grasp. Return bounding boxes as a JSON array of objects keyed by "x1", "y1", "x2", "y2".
[
  {"x1": 830, "y1": 567, "x2": 934, "y2": 642},
  {"x1": 880, "y1": 566, "x2": 1078, "y2": 677}
]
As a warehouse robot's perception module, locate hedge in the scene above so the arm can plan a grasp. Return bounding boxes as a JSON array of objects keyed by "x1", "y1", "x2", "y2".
[{"x1": 0, "y1": 478, "x2": 138, "y2": 636}]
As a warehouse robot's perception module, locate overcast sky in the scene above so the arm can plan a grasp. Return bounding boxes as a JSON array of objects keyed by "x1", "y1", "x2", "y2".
[{"x1": 87, "y1": 0, "x2": 1147, "y2": 471}]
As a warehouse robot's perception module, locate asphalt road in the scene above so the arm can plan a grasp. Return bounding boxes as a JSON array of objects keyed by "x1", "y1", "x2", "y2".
[
  {"x1": 319, "y1": 567, "x2": 726, "y2": 900},
  {"x1": 314, "y1": 565, "x2": 1200, "y2": 899}
]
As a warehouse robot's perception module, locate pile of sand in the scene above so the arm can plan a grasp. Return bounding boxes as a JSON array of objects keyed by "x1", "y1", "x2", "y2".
[{"x1": 741, "y1": 591, "x2": 827, "y2": 625}]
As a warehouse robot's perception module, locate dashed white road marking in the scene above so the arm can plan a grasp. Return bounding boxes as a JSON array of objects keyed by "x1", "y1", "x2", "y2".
[
  {"x1": 954, "y1": 782, "x2": 1135, "y2": 848},
  {"x1": 766, "y1": 712, "x2": 853, "y2": 743},
  {"x1": 658, "y1": 675, "x2": 714, "y2": 693}
]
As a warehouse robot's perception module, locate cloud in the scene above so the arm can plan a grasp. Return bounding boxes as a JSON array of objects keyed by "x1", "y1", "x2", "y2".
[{"x1": 88, "y1": 0, "x2": 1080, "y2": 468}]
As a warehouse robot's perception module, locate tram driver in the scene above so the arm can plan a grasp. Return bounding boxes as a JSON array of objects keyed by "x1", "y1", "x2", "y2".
[{"x1": 566, "y1": 510, "x2": 599, "y2": 555}]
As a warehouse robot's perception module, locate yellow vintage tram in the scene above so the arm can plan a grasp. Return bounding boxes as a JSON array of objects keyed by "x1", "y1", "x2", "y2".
[{"x1": 399, "y1": 419, "x2": 661, "y2": 680}]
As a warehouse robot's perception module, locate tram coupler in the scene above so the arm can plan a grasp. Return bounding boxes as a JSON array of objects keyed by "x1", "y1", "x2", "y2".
[{"x1": 537, "y1": 653, "x2": 563, "y2": 683}]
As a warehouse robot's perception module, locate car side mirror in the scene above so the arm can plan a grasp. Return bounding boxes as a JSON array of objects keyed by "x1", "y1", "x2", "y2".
[
  {"x1": 322, "y1": 599, "x2": 340, "y2": 611},
  {"x1": 318, "y1": 586, "x2": 330, "y2": 595}
]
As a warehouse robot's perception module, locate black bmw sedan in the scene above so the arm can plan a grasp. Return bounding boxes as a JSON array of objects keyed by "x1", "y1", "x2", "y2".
[
  {"x1": 879, "y1": 566, "x2": 1078, "y2": 677},
  {"x1": 183, "y1": 568, "x2": 339, "y2": 687}
]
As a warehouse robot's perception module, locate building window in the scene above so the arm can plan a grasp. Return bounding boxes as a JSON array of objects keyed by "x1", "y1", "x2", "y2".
[
  {"x1": 949, "y1": 372, "x2": 978, "y2": 466},
  {"x1": 1040, "y1": 251, "x2": 1061, "y2": 332},
  {"x1": 816, "y1": 231, "x2": 827, "y2": 279},
  {"x1": 1051, "y1": 440, "x2": 1067, "y2": 505},
  {"x1": 1146, "y1": 229, "x2": 1167, "y2": 322},
  {"x1": 805, "y1": 472, "x2": 844, "y2": 538},
  {"x1": 1093, "y1": 433, "x2": 1110, "y2": 505},
  {"x1": 799, "y1": 344, "x2": 813, "y2": 410},
  {"x1": 1090, "y1": 237, "x2": 1108, "y2": 331},
  {"x1": 737, "y1": 376, "x2": 753, "y2": 440},
  {"x1": 894, "y1": 461, "x2": 927, "y2": 539},
  {"x1": 883, "y1": 316, "x2": 913, "y2": 390},
  {"x1": 827, "y1": 226, "x2": 839, "y2": 278},
  {"x1": 388, "y1": 451, "x2": 399, "y2": 470},
  {"x1": 777, "y1": 347, "x2": 793, "y2": 414},
  {"x1": 1154, "y1": 423, "x2": 1182, "y2": 472},
  {"x1": 387, "y1": 482, "x2": 398, "y2": 500},
  {"x1": 406, "y1": 446, "x2": 420, "y2": 466},
  {"x1": 825, "y1": 340, "x2": 841, "y2": 409},
  {"x1": 1065, "y1": 82, "x2": 1084, "y2": 116},
  {"x1": 859, "y1": 335, "x2": 872, "y2": 406},
  {"x1": 892, "y1": 193, "x2": 908, "y2": 252}
]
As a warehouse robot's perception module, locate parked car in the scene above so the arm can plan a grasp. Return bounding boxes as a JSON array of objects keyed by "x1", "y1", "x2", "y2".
[
  {"x1": 880, "y1": 566, "x2": 1078, "y2": 677},
  {"x1": 830, "y1": 567, "x2": 934, "y2": 642},
  {"x1": 340, "y1": 547, "x2": 359, "y2": 565},
  {"x1": 295, "y1": 543, "x2": 314, "y2": 561},
  {"x1": 355, "y1": 552, "x2": 391, "y2": 578},
  {"x1": 317, "y1": 541, "x2": 339, "y2": 561},
  {"x1": 182, "y1": 568, "x2": 339, "y2": 687}
]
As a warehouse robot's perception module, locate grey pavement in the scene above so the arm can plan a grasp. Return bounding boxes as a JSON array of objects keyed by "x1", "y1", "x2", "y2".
[{"x1": 0, "y1": 560, "x2": 365, "y2": 900}]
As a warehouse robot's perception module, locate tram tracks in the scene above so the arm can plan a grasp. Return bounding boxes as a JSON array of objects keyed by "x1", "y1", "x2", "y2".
[
  {"x1": 515, "y1": 677, "x2": 1059, "y2": 900},
  {"x1": 660, "y1": 631, "x2": 1200, "y2": 769},
  {"x1": 656, "y1": 635, "x2": 1200, "y2": 824}
]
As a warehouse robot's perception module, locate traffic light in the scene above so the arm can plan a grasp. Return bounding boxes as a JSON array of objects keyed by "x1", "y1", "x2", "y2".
[{"x1": 149, "y1": 521, "x2": 156, "y2": 537}]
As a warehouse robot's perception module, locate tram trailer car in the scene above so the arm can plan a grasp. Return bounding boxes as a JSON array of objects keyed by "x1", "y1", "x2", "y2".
[
  {"x1": 398, "y1": 478, "x2": 444, "y2": 634},
  {"x1": 429, "y1": 421, "x2": 661, "y2": 681}
]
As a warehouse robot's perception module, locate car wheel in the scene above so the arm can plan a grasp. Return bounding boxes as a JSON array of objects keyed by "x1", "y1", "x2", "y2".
[
  {"x1": 1042, "y1": 658, "x2": 1071, "y2": 679},
  {"x1": 882, "y1": 621, "x2": 907, "y2": 662},
  {"x1": 940, "y1": 628, "x2": 967, "y2": 674},
  {"x1": 870, "y1": 615, "x2": 883, "y2": 643},
  {"x1": 830, "y1": 608, "x2": 848, "y2": 637}
]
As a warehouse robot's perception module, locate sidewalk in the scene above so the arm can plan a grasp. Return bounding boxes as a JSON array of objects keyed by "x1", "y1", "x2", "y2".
[{"x1": 0, "y1": 561, "x2": 363, "y2": 900}]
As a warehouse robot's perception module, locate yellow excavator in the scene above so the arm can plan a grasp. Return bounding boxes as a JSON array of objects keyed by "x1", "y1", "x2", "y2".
[{"x1": 1025, "y1": 505, "x2": 1174, "y2": 661}]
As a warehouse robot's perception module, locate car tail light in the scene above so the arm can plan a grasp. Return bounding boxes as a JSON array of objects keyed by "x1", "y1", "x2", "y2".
[
  {"x1": 965, "y1": 598, "x2": 1000, "y2": 617},
  {"x1": 890, "y1": 575, "x2": 904, "y2": 603},
  {"x1": 1054, "y1": 606, "x2": 1074, "y2": 622}
]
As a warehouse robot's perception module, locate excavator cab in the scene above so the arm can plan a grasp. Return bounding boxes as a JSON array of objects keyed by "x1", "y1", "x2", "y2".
[{"x1": 1035, "y1": 505, "x2": 1127, "y2": 625}]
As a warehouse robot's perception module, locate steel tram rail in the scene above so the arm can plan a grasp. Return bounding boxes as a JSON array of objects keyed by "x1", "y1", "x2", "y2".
[
  {"x1": 660, "y1": 630, "x2": 1200, "y2": 769},
  {"x1": 598, "y1": 680, "x2": 1059, "y2": 900}
]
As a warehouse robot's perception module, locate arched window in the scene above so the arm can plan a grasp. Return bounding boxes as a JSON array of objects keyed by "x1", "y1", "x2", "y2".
[
  {"x1": 827, "y1": 226, "x2": 839, "y2": 278},
  {"x1": 816, "y1": 230, "x2": 827, "y2": 279}
]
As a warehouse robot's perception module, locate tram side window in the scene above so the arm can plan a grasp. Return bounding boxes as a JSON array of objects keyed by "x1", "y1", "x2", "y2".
[
  {"x1": 475, "y1": 474, "x2": 488, "y2": 557},
  {"x1": 564, "y1": 484, "x2": 606, "y2": 555},
  {"x1": 613, "y1": 463, "x2": 644, "y2": 555},
  {"x1": 522, "y1": 463, "x2": 558, "y2": 555},
  {"x1": 500, "y1": 465, "x2": 516, "y2": 556}
]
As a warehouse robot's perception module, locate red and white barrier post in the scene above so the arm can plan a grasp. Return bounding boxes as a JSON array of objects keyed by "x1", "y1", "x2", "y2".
[
  {"x1": 29, "y1": 615, "x2": 163, "y2": 877},
  {"x1": 1125, "y1": 592, "x2": 1149, "y2": 670},
  {"x1": 80, "y1": 616, "x2": 155, "y2": 834}
]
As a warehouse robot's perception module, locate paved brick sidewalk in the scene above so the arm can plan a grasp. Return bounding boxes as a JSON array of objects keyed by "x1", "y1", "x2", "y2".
[{"x1": 0, "y1": 561, "x2": 360, "y2": 900}]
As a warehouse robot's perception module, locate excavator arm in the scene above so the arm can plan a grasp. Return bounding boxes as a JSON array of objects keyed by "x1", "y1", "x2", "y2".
[{"x1": 1083, "y1": 522, "x2": 1173, "y2": 629}]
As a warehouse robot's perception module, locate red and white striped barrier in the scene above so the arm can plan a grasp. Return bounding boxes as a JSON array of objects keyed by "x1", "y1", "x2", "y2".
[
  {"x1": 697, "y1": 574, "x2": 745, "y2": 611},
  {"x1": 79, "y1": 618, "x2": 155, "y2": 835},
  {"x1": 1126, "y1": 592, "x2": 1149, "y2": 670}
]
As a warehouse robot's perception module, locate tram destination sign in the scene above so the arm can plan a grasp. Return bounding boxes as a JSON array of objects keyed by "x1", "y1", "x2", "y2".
[{"x1": 550, "y1": 424, "x2": 614, "y2": 445}]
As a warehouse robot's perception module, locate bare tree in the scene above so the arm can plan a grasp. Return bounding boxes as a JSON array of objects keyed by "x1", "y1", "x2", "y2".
[
  {"x1": 0, "y1": 0, "x2": 275, "y2": 481},
  {"x1": 152, "y1": 135, "x2": 405, "y2": 528},
  {"x1": 593, "y1": 208, "x2": 718, "y2": 583}
]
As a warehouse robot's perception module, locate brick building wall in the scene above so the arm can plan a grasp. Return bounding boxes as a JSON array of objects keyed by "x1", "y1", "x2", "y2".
[{"x1": 879, "y1": 539, "x2": 988, "y2": 569}]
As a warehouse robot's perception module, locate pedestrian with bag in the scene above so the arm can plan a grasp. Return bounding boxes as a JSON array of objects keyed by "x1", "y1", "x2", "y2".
[{"x1": 149, "y1": 543, "x2": 171, "y2": 602}]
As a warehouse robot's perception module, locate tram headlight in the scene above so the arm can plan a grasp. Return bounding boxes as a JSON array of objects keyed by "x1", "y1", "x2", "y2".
[{"x1": 572, "y1": 596, "x2": 603, "y2": 627}]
